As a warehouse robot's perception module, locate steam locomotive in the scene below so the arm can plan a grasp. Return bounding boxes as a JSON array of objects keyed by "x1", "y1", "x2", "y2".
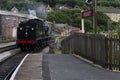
[{"x1": 16, "y1": 18, "x2": 51, "y2": 52}]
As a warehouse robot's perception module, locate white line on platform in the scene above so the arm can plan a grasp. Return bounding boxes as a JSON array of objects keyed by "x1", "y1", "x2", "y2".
[{"x1": 10, "y1": 54, "x2": 29, "y2": 80}]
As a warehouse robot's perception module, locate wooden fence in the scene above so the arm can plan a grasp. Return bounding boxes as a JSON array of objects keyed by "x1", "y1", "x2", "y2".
[{"x1": 61, "y1": 33, "x2": 120, "y2": 71}]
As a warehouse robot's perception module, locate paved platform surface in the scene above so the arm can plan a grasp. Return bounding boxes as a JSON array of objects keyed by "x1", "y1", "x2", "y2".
[
  {"x1": 0, "y1": 41, "x2": 19, "y2": 63},
  {"x1": 0, "y1": 42, "x2": 15, "y2": 48},
  {"x1": 12, "y1": 54, "x2": 43, "y2": 80},
  {"x1": 0, "y1": 49, "x2": 20, "y2": 62},
  {"x1": 43, "y1": 54, "x2": 120, "y2": 80}
]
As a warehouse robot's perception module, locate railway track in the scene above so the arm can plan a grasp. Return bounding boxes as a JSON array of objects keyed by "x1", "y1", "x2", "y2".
[
  {"x1": 0, "y1": 51, "x2": 27, "y2": 80},
  {"x1": 0, "y1": 44, "x2": 17, "y2": 53},
  {"x1": 0, "y1": 45, "x2": 51, "y2": 80}
]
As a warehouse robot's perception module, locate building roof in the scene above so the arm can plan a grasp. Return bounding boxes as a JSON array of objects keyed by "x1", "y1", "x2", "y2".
[
  {"x1": 102, "y1": 9, "x2": 120, "y2": 13},
  {"x1": 11, "y1": 7, "x2": 18, "y2": 13},
  {"x1": 54, "y1": 24, "x2": 67, "y2": 28},
  {"x1": 0, "y1": 10, "x2": 30, "y2": 18},
  {"x1": 46, "y1": 5, "x2": 53, "y2": 12}
]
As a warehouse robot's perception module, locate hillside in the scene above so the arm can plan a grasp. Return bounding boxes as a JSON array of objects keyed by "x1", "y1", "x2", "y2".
[
  {"x1": 0, "y1": 0, "x2": 120, "y2": 12},
  {"x1": 0, "y1": 0, "x2": 119, "y2": 33}
]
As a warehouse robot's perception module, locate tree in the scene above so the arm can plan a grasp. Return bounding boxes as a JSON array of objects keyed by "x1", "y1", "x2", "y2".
[
  {"x1": 97, "y1": 11, "x2": 111, "y2": 32},
  {"x1": 47, "y1": 9, "x2": 82, "y2": 28}
]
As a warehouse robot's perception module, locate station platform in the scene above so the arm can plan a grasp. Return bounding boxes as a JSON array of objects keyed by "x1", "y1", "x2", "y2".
[
  {"x1": 0, "y1": 42, "x2": 16, "y2": 48},
  {"x1": 0, "y1": 41, "x2": 18, "y2": 62},
  {"x1": 0, "y1": 49, "x2": 20, "y2": 62},
  {"x1": 0, "y1": 49, "x2": 20, "y2": 63},
  {"x1": 43, "y1": 54, "x2": 120, "y2": 80},
  {"x1": 8, "y1": 46, "x2": 120, "y2": 80},
  {"x1": 10, "y1": 54, "x2": 43, "y2": 80},
  {"x1": 0, "y1": 41, "x2": 18, "y2": 63}
]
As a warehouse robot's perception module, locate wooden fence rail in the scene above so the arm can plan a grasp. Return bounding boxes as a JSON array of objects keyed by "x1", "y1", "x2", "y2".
[{"x1": 61, "y1": 33, "x2": 120, "y2": 71}]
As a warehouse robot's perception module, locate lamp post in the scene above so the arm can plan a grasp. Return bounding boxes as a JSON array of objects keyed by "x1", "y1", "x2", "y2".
[
  {"x1": 86, "y1": 0, "x2": 97, "y2": 33},
  {"x1": 93, "y1": 0, "x2": 97, "y2": 33},
  {"x1": 81, "y1": 10, "x2": 85, "y2": 33}
]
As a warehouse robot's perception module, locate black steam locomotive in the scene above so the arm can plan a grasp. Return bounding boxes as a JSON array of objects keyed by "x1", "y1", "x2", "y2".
[{"x1": 16, "y1": 18, "x2": 51, "y2": 52}]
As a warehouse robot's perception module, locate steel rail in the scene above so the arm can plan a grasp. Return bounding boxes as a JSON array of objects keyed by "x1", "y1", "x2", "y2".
[{"x1": 0, "y1": 44, "x2": 17, "y2": 53}]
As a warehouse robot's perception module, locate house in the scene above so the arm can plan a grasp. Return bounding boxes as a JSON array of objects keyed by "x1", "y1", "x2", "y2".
[
  {"x1": 102, "y1": 9, "x2": 120, "y2": 22},
  {"x1": 54, "y1": 23, "x2": 81, "y2": 37},
  {"x1": 0, "y1": 9, "x2": 30, "y2": 38},
  {"x1": 46, "y1": 5, "x2": 53, "y2": 12},
  {"x1": 55, "y1": 4, "x2": 71, "y2": 10},
  {"x1": 11, "y1": 6, "x2": 18, "y2": 13},
  {"x1": 59, "y1": 6, "x2": 69, "y2": 10}
]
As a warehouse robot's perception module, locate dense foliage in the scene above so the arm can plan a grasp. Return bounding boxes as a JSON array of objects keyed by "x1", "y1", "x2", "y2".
[
  {"x1": 0, "y1": 0, "x2": 119, "y2": 33},
  {"x1": 0, "y1": 0, "x2": 120, "y2": 11},
  {"x1": 47, "y1": 9, "x2": 113, "y2": 32}
]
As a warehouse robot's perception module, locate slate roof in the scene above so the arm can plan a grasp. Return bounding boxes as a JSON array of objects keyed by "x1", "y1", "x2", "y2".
[
  {"x1": 0, "y1": 10, "x2": 30, "y2": 18},
  {"x1": 102, "y1": 9, "x2": 120, "y2": 13}
]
